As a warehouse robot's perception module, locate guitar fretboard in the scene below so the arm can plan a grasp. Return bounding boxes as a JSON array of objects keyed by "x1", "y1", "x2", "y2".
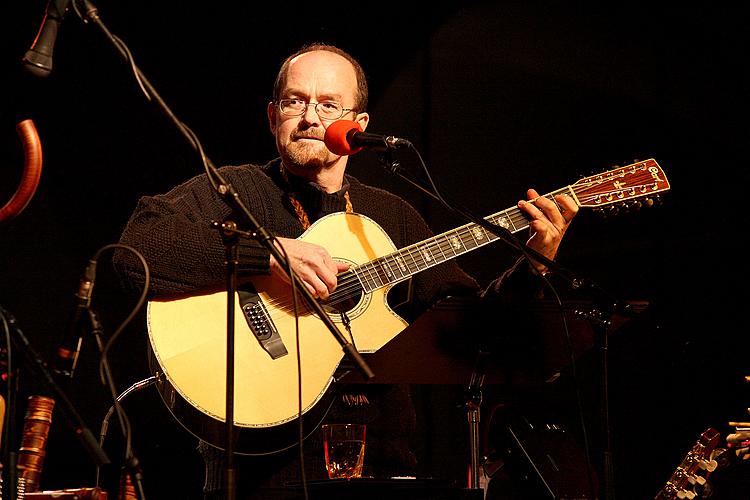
[{"x1": 350, "y1": 188, "x2": 568, "y2": 293}]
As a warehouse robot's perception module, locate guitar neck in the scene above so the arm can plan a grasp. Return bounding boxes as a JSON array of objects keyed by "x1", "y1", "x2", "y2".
[
  {"x1": 347, "y1": 158, "x2": 669, "y2": 294},
  {"x1": 352, "y1": 187, "x2": 571, "y2": 292}
]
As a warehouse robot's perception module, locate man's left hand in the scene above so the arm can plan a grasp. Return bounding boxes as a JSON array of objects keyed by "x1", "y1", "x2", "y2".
[{"x1": 517, "y1": 188, "x2": 578, "y2": 274}]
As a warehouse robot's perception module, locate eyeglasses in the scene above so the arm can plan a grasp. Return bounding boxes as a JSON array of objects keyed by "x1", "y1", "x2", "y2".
[{"x1": 276, "y1": 99, "x2": 355, "y2": 121}]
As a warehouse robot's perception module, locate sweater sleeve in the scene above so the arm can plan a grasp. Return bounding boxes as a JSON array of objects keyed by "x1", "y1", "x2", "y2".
[{"x1": 113, "y1": 173, "x2": 270, "y2": 297}]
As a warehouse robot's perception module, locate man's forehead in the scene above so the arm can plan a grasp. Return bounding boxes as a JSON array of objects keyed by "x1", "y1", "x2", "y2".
[{"x1": 284, "y1": 51, "x2": 357, "y2": 88}]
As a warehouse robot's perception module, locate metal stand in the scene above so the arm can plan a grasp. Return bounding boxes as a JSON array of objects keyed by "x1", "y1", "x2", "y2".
[
  {"x1": 465, "y1": 351, "x2": 489, "y2": 490},
  {"x1": 216, "y1": 220, "x2": 240, "y2": 500},
  {"x1": 577, "y1": 306, "x2": 616, "y2": 500},
  {"x1": 0, "y1": 305, "x2": 110, "y2": 496}
]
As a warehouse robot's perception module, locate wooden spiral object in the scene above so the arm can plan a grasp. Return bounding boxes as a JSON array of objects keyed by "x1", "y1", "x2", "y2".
[
  {"x1": 16, "y1": 395, "x2": 56, "y2": 494},
  {"x1": 0, "y1": 119, "x2": 43, "y2": 224}
]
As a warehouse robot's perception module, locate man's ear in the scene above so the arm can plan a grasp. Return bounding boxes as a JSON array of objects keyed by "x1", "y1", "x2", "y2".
[
  {"x1": 355, "y1": 112, "x2": 370, "y2": 132},
  {"x1": 267, "y1": 101, "x2": 277, "y2": 135}
]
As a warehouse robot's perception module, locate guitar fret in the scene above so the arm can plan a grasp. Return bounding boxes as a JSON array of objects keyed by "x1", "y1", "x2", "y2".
[
  {"x1": 432, "y1": 236, "x2": 448, "y2": 262},
  {"x1": 508, "y1": 208, "x2": 528, "y2": 232},
  {"x1": 448, "y1": 229, "x2": 466, "y2": 255},
  {"x1": 490, "y1": 213, "x2": 511, "y2": 234},
  {"x1": 372, "y1": 259, "x2": 391, "y2": 285},
  {"x1": 354, "y1": 264, "x2": 376, "y2": 293},
  {"x1": 349, "y1": 266, "x2": 368, "y2": 293},
  {"x1": 545, "y1": 192, "x2": 565, "y2": 214},
  {"x1": 504, "y1": 211, "x2": 520, "y2": 232},
  {"x1": 401, "y1": 245, "x2": 422, "y2": 273},
  {"x1": 460, "y1": 226, "x2": 479, "y2": 250},
  {"x1": 393, "y1": 254, "x2": 409, "y2": 275},
  {"x1": 470, "y1": 224, "x2": 488, "y2": 245},
  {"x1": 403, "y1": 246, "x2": 421, "y2": 274},
  {"x1": 419, "y1": 243, "x2": 434, "y2": 266},
  {"x1": 365, "y1": 263, "x2": 381, "y2": 292},
  {"x1": 437, "y1": 235, "x2": 457, "y2": 258},
  {"x1": 381, "y1": 255, "x2": 402, "y2": 282}
]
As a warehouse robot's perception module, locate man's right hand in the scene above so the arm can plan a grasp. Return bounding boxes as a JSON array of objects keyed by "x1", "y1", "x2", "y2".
[{"x1": 270, "y1": 237, "x2": 350, "y2": 299}]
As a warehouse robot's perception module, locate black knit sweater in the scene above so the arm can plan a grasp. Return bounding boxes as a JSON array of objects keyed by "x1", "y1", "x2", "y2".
[
  {"x1": 114, "y1": 159, "x2": 483, "y2": 309},
  {"x1": 113, "y1": 158, "x2": 538, "y2": 498}
]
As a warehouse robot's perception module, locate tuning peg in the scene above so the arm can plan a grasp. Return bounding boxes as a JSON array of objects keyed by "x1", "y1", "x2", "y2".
[
  {"x1": 687, "y1": 474, "x2": 707, "y2": 486},
  {"x1": 699, "y1": 458, "x2": 718, "y2": 472},
  {"x1": 643, "y1": 198, "x2": 655, "y2": 208},
  {"x1": 677, "y1": 488, "x2": 696, "y2": 499}
]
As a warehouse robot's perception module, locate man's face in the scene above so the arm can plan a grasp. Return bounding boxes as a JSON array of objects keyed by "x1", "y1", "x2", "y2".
[{"x1": 268, "y1": 51, "x2": 367, "y2": 174}]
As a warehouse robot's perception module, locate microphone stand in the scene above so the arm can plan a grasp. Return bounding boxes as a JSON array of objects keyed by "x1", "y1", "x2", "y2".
[
  {"x1": 0, "y1": 305, "x2": 110, "y2": 500},
  {"x1": 73, "y1": 2, "x2": 374, "y2": 497},
  {"x1": 1, "y1": 308, "x2": 20, "y2": 500},
  {"x1": 377, "y1": 149, "x2": 629, "y2": 500},
  {"x1": 216, "y1": 220, "x2": 240, "y2": 500}
]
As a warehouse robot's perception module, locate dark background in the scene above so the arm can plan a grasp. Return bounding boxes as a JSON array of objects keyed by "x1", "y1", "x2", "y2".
[{"x1": 1, "y1": 2, "x2": 748, "y2": 498}]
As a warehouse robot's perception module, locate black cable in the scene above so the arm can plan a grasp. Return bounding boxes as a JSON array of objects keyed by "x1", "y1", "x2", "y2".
[
  {"x1": 86, "y1": 243, "x2": 150, "y2": 500},
  {"x1": 1, "y1": 308, "x2": 18, "y2": 499},
  {"x1": 276, "y1": 237, "x2": 310, "y2": 500}
]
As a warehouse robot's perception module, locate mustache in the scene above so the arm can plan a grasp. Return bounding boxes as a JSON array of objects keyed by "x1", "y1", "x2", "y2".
[{"x1": 291, "y1": 130, "x2": 323, "y2": 141}]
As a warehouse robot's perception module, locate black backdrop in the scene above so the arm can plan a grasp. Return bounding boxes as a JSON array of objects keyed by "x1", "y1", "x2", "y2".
[{"x1": 1, "y1": 2, "x2": 748, "y2": 498}]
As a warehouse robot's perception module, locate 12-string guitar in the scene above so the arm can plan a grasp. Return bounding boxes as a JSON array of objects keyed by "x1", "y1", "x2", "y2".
[
  {"x1": 147, "y1": 159, "x2": 669, "y2": 454},
  {"x1": 655, "y1": 428, "x2": 720, "y2": 499}
]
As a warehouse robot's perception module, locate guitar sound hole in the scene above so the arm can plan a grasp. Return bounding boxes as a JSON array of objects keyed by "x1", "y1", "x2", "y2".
[
  {"x1": 321, "y1": 292, "x2": 362, "y2": 316},
  {"x1": 320, "y1": 268, "x2": 363, "y2": 317}
]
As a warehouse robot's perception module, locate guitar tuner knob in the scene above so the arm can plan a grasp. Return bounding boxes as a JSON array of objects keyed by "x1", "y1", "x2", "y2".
[
  {"x1": 699, "y1": 459, "x2": 718, "y2": 472},
  {"x1": 687, "y1": 474, "x2": 707, "y2": 486}
]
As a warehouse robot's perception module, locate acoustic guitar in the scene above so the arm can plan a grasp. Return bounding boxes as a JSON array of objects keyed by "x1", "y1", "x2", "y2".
[{"x1": 147, "y1": 159, "x2": 669, "y2": 454}]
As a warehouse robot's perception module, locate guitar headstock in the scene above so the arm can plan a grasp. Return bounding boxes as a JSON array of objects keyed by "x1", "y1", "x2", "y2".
[
  {"x1": 655, "y1": 428, "x2": 721, "y2": 500},
  {"x1": 572, "y1": 159, "x2": 670, "y2": 211}
]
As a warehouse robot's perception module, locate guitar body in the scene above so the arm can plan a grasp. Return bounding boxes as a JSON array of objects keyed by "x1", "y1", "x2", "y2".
[
  {"x1": 146, "y1": 159, "x2": 669, "y2": 454},
  {"x1": 148, "y1": 213, "x2": 408, "y2": 454}
]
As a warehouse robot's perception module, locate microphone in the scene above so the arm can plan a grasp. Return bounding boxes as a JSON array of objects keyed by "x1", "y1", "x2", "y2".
[
  {"x1": 56, "y1": 259, "x2": 97, "y2": 378},
  {"x1": 22, "y1": 0, "x2": 72, "y2": 78},
  {"x1": 324, "y1": 119, "x2": 412, "y2": 156}
]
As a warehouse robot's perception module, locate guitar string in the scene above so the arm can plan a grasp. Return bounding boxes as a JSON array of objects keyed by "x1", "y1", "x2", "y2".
[
  {"x1": 257, "y1": 168, "x2": 662, "y2": 316},
  {"x1": 258, "y1": 173, "x2": 662, "y2": 317}
]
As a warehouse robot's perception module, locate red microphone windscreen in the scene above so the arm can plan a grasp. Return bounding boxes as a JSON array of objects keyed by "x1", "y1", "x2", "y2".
[{"x1": 324, "y1": 120, "x2": 363, "y2": 156}]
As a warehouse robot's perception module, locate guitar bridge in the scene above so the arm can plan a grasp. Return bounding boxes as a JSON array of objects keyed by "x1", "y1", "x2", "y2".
[{"x1": 238, "y1": 289, "x2": 288, "y2": 359}]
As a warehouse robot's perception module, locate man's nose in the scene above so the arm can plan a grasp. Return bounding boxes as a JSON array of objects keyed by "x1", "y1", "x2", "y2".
[{"x1": 300, "y1": 103, "x2": 321, "y2": 125}]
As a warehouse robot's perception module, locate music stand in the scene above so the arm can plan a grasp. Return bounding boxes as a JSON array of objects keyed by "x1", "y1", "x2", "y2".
[{"x1": 340, "y1": 295, "x2": 644, "y2": 494}]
